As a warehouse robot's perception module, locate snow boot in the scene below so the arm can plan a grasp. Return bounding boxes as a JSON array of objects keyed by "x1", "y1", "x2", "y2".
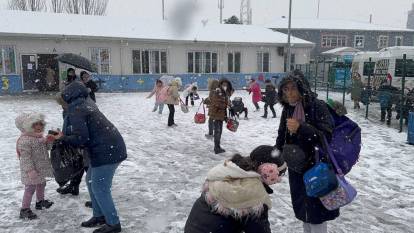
[
  {"x1": 261, "y1": 115, "x2": 267, "y2": 119},
  {"x1": 57, "y1": 184, "x2": 79, "y2": 196},
  {"x1": 93, "y1": 223, "x2": 122, "y2": 233},
  {"x1": 20, "y1": 208, "x2": 37, "y2": 220},
  {"x1": 205, "y1": 134, "x2": 213, "y2": 139},
  {"x1": 81, "y1": 216, "x2": 106, "y2": 228},
  {"x1": 35, "y1": 200, "x2": 54, "y2": 210},
  {"x1": 85, "y1": 201, "x2": 92, "y2": 208},
  {"x1": 214, "y1": 147, "x2": 226, "y2": 154}
]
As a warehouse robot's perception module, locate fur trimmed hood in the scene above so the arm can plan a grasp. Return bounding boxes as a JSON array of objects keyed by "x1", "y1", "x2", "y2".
[
  {"x1": 203, "y1": 161, "x2": 272, "y2": 219},
  {"x1": 15, "y1": 113, "x2": 46, "y2": 133}
]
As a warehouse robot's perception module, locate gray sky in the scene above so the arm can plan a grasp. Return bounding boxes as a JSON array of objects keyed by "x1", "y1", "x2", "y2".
[{"x1": 0, "y1": 0, "x2": 413, "y2": 28}]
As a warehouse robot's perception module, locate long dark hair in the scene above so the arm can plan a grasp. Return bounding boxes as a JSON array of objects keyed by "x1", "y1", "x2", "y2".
[{"x1": 230, "y1": 154, "x2": 258, "y2": 172}]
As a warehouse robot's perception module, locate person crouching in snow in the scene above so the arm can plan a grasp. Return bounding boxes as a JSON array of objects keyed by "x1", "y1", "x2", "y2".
[
  {"x1": 183, "y1": 82, "x2": 198, "y2": 106},
  {"x1": 15, "y1": 113, "x2": 55, "y2": 220},
  {"x1": 147, "y1": 79, "x2": 166, "y2": 114},
  {"x1": 184, "y1": 145, "x2": 287, "y2": 233},
  {"x1": 247, "y1": 78, "x2": 262, "y2": 111}
]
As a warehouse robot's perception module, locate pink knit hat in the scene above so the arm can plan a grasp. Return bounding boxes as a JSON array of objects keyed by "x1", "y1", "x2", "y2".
[{"x1": 258, "y1": 163, "x2": 283, "y2": 185}]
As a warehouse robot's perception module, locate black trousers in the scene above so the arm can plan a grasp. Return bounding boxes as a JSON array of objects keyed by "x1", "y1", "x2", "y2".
[
  {"x1": 186, "y1": 93, "x2": 194, "y2": 106},
  {"x1": 214, "y1": 120, "x2": 223, "y2": 149},
  {"x1": 208, "y1": 118, "x2": 214, "y2": 135},
  {"x1": 264, "y1": 104, "x2": 276, "y2": 117},
  {"x1": 58, "y1": 167, "x2": 88, "y2": 187},
  {"x1": 253, "y1": 102, "x2": 260, "y2": 110},
  {"x1": 381, "y1": 106, "x2": 392, "y2": 123},
  {"x1": 168, "y1": 104, "x2": 175, "y2": 126}
]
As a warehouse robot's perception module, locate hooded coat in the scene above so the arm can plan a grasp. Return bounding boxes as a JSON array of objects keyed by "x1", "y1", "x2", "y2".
[
  {"x1": 208, "y1": 79, "x2": 233, "y2": 121},
  {"x1": 164, "y1": 80, "x2": 180, "y2": 105},
  {"x1": 275, "y1": 76, "x2": 339, "y2": 224},
  {"x1": 184, "y1": 161, "x2": 271, "y2": 233},
  {"x1": 15, "y1": 113, "x2": 53, "y2": 185},
  {"x1": 248, "y1": 81, "x2": 262, "y2": 103},
  {"x1": 262, "y1": 83, "x2": 277, "y2": 105},
  {"x1": 61, "y1": 81, "x2": 127, "y2": 167}
]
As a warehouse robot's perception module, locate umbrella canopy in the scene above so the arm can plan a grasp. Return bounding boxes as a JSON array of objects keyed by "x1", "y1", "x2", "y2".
[{"x1": 56, "y1": 53, "x2": 97, "y2": 72}]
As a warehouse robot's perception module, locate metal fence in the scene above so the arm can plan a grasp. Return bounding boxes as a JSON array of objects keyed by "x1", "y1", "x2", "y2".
[{"x1": 296, "y1": 56, "x2": 413, "y2": 134}]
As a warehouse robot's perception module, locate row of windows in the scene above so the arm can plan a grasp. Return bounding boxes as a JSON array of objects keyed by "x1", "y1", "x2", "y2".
[
  {"x1": 321, "y1": 35, "x2": 404, "y2": 49},
  {"x1": 91, "y1": 49, "x2": 270, "y2": 74},
  {"x1": 0, "y1": 46, "x2": 271, "y2": 75}
]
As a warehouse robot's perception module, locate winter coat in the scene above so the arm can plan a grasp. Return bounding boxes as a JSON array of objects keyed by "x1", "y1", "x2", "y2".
[
  {"x1": 262, "y1": 83, "x2": 277, "y2": 105},
  {"x1": 377, "y1": 84, "x2": 399, "y2": 108},
  {"x1": 148, "y1": 84, "x2": 166, "y2": 104},
  {"x1": 61, "y1": 81, "x2": 127, "y2": 167},
  {"x1": 85, "y1": 80, "x2": 98, "y2": 102},
  {"x1": 275, "y1": 76, "x2": 339, "y2": 224},
  {"x1": 349, "y1": 79, "x2": 363, "y2": 101},
  {"x1": 164, "y1": 81, "x2": 180, "y2": 105},
  {"x1": 15, "y1": 113, "x2": 53, "y2": 185},
  {"x1": 184, "y1": 161, "x2": 272, "y2": 233},
  {"x1": 205, "y1": 79, "x2": 220, "y2": 106},
  {"x1": 182, "y1": 82, "x2": 198, "y2": 97},
  {"x1": 248, "y1": 82, "x2": 262, "y2": 103}
]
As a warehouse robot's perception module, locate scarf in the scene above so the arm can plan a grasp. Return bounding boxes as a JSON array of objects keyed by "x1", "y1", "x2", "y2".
[{"x1": 292, "y1": 102, "x2": 305, "y2": 123}]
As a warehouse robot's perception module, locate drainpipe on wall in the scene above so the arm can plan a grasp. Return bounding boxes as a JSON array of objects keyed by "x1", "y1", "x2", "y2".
[{"x1": 120, "y1": 40, "x2": 124, "y2": 76}]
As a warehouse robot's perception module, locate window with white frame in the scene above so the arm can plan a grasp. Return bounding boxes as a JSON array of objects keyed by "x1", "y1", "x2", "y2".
[
  {"x1": 257, "y1": 52, "x2": 270, "y2": 72},
  {"x1": 187, "y1": 51, "x2": 218, "y2": 73},
  {"x1": 228, "y1": 51, "x2": 241, "y2": 73},
  {"x1": 132, "y1": 50, "x2": 167, "y2": 74},
  {"x1": 354, "y1": 35, "x2": 365, "y2": 48},
  {"x1": 321, "y1": 35, "x2": 347, "y2": 48},
  {"x1": 90, "y1": 48, "x2": 110, "y2": 74},
  {"x1": 0, "y1": 45, "x2": 16, "y2": 74},
  {"x1": 395, "y1": 36, "x2": 403, "y2": 46},
  {"x1": 378, "y1": 35, "x2": 389, "y2": 49}
]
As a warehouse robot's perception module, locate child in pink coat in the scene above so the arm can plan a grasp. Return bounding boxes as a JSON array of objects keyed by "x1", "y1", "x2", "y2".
[
  {"x1": 147, "y1": 79, "x2": 166, "y2": 114},
  {"x1": 248, "y1": 78, "x2": 262, "y2": 111},
  {"x1": 15, "y1": 113, "x2": 54, "y2": 220}
]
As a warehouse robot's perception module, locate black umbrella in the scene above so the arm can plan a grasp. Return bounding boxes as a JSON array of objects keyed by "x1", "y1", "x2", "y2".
[{"x1": 56, "y1": 53, "x2": 97, "y2": 72}]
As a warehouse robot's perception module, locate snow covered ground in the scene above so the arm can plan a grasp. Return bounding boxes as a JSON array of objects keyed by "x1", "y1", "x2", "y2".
[{"x1": 0, "y1": 90, "x2": 413, "y2": 233}]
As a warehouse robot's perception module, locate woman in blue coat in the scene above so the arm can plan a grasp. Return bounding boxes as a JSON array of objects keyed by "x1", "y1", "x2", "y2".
[
  {"x1": 275, "y1": 74, "x2": 339, "y2": 233},
  {"x1": 55, "y1": 81, "x2": 127, "y2": 233}
]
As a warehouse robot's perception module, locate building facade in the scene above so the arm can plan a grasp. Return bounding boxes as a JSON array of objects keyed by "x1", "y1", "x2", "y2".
[
  {"x1": 268, "y1": 18, "x2": 414, "y2": 58},
  {"x1": 0, "y1": 11, "x2": 313, "y2": 94}
]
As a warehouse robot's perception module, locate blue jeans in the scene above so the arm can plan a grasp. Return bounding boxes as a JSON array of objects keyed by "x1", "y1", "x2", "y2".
[
  {"x1": 153, "y1": 103, "x2": 164, "y2": 114},
  {"x1": 86, "y1": 163, "x2": 120, "y2": 225}
]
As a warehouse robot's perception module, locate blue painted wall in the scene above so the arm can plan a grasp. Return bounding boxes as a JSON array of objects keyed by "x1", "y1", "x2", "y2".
[
  {"x1": 0, "y1": 75, "x2": 23, "y2": 94},
  {"x1": 92, "y1": 73, "x2": 286, "y2": 92},
  {"x1": 0, "y1": 73, "x2": 286, "y2": 95}
]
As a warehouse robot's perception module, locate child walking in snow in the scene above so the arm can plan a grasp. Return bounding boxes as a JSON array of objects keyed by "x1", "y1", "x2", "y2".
[
  {"x1": 247, "y1": 78, "x2": 262, "y2": 111},
  {"x1": 15, "y1": 113, "x2": 54, "y2": 220},
  {"x1": 147, "y1": 79, "x2": 166, "y2": 114},
  {"x1": 183, "y1": 82, "x2": 198, "y2": 106}
]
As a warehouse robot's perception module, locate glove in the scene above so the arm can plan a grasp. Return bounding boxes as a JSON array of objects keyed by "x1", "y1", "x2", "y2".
[{"x1": 28, "y1": 170, "x2": 38, "y2": 180}]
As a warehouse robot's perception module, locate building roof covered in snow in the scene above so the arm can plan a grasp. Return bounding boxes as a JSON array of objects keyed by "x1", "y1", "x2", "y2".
[
  {"x1": 0, "y1": 10, "x2": 313, "y2": 46},
  {"x1": 265, "y1": 18, "x2": 414, "y2": 32}
]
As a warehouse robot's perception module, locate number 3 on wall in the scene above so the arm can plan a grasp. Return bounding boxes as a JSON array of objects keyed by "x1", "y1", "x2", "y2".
[{"x1": 2, "y1": 76, "x2": 9, "y2": 90}]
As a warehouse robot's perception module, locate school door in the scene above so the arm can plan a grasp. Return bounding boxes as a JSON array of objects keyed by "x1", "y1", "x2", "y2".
[{"x1": 21, "y1": 54, "x2": 38, "y2": 91}]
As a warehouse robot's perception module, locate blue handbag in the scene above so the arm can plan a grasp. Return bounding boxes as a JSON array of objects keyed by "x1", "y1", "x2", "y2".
[{"x1": 303, "y1": 149, "x2": 338, "y2": 198}]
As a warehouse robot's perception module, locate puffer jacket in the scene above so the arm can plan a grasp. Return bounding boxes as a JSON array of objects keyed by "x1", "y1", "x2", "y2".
[
  {"x1": 61, "y1": 81, "x2": 127, "y2": 167},
  {"x1": 164, "y1": 80, "x2": 180, "y2": 105},
  {"x1": 15, "y1": 113, "x2": 53, "y2": 185}
]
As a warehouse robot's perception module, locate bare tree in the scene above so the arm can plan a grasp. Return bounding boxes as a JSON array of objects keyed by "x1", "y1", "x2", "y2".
[
  {"x1": 64, "y1": 0, "x2": 108, "y2": 15},
  {"x1": 50, "y1": 0, "x2": 65, "y2": 13},
  {"x1": 8, "y1": 0, "x2": 47, "y2": 11}
]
